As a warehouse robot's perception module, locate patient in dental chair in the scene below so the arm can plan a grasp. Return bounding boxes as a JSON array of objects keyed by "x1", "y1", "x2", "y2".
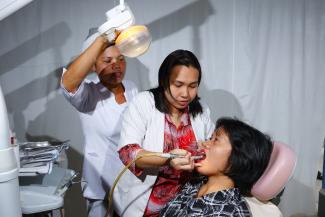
[{"x1": 160, "y1": 117, "x2": 274, "y2": 217}]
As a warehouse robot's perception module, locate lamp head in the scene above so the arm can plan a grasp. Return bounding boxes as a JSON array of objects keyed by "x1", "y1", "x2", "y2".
[
  {"x1": 115, "y1": 25, "x2": 151, "y2": 58},
  {"x1": 98, "y1": 3, "x2": 151, "y2": 57}
]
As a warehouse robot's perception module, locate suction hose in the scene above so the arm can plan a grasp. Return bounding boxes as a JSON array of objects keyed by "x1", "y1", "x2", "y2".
[
  {"x1": 104, "y1": 152, "x2": 161, "y2": 217},
  {"x1": 104, "y1": 152, "x2": 205, "y2": 217}
]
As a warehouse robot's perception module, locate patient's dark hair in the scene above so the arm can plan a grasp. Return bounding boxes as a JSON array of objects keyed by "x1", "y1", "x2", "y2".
[
  {"x1": 149, "y1": 49, "x2": 203, "y2": 117},
  {"x1": 216, "y1": 117, "x2": 273, "y2": 196}
]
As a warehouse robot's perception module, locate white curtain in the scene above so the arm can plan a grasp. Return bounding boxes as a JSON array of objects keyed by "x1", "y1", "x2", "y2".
[{"x1": 0, "y1": 0, "x2": 324, "y2": 216}]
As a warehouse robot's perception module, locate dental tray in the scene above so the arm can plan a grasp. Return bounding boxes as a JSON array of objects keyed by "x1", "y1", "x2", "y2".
[
  {"x1": 19, "y1": 141, "x2": 50, "y2": 150},
  {"x1": 19, "y1": 141, "x2": 69, "y2": 153},
  {"x1": 18, "y1": 141, "x2": 70, "y2": 173}
]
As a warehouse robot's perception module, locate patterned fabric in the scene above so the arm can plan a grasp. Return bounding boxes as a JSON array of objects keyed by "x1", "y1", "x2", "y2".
[
  {"x1": 118, "y1": 111, "x2": 198, "y2": 217},
  {"x1": 118, "y1": 144, "x2": 143, "y2": 176},
  {"x1": 160, "y1": 177, "x2": 251, "y2": 217}
]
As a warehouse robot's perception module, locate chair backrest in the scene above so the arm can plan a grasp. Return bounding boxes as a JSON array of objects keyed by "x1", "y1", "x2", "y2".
[{"x1": 251, "y1": 141, "x2": 297, "y2": 201}]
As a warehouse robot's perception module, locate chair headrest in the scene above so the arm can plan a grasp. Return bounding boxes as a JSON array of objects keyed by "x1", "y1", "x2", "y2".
[{"x1": 251, "y1": 141, "x2": 297, "y2": 201}]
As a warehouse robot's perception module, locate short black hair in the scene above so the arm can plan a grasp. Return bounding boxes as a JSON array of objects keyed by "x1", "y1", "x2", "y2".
[
  {"x1": 216, "y1": 117, "x2": 273, "y2": 196},
  {"x1": 149, "y1": 49, "x2": 203, "y2": 117}
]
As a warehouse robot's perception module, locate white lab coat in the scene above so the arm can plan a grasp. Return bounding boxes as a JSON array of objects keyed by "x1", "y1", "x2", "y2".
[
  {"x1": 61, "y1": 75, "x2": 138, "y2": 200},
  {"x1": 114, "y1": 91, "x2": 215, "y2": 217}
]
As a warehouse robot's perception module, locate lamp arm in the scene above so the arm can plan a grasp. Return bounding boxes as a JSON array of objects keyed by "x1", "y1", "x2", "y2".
[{"x1": 119, "y1": 0, "x2": 125, "y2": 11}]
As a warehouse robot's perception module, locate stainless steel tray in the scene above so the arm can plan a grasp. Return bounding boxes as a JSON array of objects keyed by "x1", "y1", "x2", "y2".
[
  {"x1": 19, "y1": 141, "x2": 50, "y2": 151},
  {"x1": 19, "y1": 141, "x2": 69, "y2": 152}
]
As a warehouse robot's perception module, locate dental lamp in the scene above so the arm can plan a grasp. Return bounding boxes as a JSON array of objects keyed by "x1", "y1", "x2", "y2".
[{"x1": 98, "y1": 0, "x2": 151, "y2": 57}]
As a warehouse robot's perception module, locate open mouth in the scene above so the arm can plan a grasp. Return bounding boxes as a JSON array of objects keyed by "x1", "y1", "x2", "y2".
[
  {"x1": 112, "y1": 72, "x2": 123, "y2": 80},
  {"x1": 192, "y1": 150, "x2": 206, "y2": 163}
]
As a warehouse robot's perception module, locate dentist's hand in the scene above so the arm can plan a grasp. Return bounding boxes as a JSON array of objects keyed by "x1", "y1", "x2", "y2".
[{"x1": 169, "y1": 149, "x2": 194, "y2": 171}]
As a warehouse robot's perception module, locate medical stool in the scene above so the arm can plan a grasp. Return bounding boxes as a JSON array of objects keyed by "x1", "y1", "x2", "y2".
[
  {"x1": 20, "y1": 166, "x2": 77, "y2": 217},
  {"x1": 21, "y1": 190, "x2": 63, "y2": 217}
]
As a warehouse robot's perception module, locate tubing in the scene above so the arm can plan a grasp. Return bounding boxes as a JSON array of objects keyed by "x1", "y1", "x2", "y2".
[
  {"x1": 105, "y1": 152, "x2": 159, "y2": 217},
  {"x1": 104, "y1": 152, "x2": 205, "y2": 217}
]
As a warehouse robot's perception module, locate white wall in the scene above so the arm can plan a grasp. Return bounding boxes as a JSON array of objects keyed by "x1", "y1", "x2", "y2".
[{"x1": 1, "y1": 0, "x2": 325, "y2": 216}]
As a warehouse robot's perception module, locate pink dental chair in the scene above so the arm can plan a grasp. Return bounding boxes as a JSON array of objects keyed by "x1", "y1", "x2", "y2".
[{"x1": 245, "y1": 141, "x2": 297, "y2": 217}]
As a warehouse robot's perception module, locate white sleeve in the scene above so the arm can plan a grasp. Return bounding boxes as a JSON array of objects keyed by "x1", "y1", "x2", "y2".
[
  {"x1": 60, "y1": 68, "x2": 96, "y2": 112},
  {"x1": 118, "y1": 92, "x2": 152, "y2": 150}
]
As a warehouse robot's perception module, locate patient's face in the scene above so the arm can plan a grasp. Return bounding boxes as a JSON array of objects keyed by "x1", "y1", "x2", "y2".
[{"x1": 195, "y1": 127, "x2": 232, "y2": 176}]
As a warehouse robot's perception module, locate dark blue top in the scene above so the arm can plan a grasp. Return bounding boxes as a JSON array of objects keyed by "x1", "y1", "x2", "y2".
[{"x1": 160, "y1": 177, "x2": 251, "y2": 217}]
